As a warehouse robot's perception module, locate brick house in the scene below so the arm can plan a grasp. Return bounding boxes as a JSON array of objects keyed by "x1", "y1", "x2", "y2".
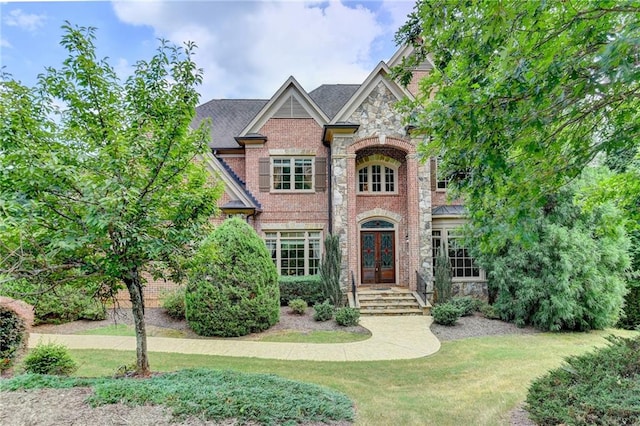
[{"x1": 193, "y1": 46, "x2": 487, "y2": 310}]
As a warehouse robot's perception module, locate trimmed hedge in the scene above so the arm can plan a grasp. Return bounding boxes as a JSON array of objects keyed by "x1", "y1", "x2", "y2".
[
  {"x1": 279, "y1": 275, "x2": 324, "y2": 306},
  {"x1": 432, "y1": 302, "x2": 462, "y2": 326},
  {"x1": 185, "y1": 218, "x2": 280, "y2": 337},
  {"x1": 22, "y1": 342, "x2": 77, "y2": 376},
  {"x1": 0, "y1": 305, "x2": 26, "y2": 373}
]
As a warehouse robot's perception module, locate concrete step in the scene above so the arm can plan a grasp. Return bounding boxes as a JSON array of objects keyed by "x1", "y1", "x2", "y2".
[
  {"x1": 359, "y1": 300, "x2": 419, "y2": 307},
  {"x1": 359, "y1": 308, "x2": 425, "y2": 316}
]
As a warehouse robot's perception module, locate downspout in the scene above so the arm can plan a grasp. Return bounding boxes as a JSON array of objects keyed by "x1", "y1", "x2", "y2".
[{"x1": 327, "y1": 144, "x2": 333, "y2": 235}]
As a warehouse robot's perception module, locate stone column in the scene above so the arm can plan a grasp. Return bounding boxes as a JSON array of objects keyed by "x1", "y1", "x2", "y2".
[
  {"x1": 331, "y1": 135, "x2": 354, "y2": 290},
  {"x1": 417, "y1": 153, "x2": 433, "y2": 286},
  {"x1": 346, "y1": 153, "x2": 358, "y2": 289}
]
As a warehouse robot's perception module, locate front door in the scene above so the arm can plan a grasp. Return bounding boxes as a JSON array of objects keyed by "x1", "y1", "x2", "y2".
[{"x1": 361, "y1": 231, "x2": 395, "y2": 284}]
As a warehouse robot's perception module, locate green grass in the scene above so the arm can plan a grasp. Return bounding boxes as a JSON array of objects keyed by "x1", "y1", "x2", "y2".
[
  {"x1": 77, "y1": 325, "x2": 186, "y2": 339},
  {"x1": 255, "y1": 330, "x2": 370, "y2": 343},
  {"x1": 8, "y1": 328, "x2": 638, "y2": 425}
]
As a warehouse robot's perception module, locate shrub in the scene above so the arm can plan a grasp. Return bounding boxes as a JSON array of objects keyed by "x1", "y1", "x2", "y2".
[
  {"x1": 434, "y1": 249, "x2": 452, "y2": 303},
  {"x1": 320, "y1": 234, "x2": 344, "y2": 307},
  {"x1": 161, "y1": 287, "x2": 186, "y2": 320},
  {"x1": 0, "y1": 305, "x2": 26, "y2": 373},
  {"x1": 450, "y1": 296, "x2": 477, "y2": 316},
  {"x1": 476, "y1": 178, "x2": 629, "y2": 331},
  {"x1": 185, "y1": 218, "x2": 280, "y2": 337},
  {"x1": 527, "y1": 335, "x2": 640, "y2": 425},
  {"x1": 278, "y1": 275, "x2": 324, "y2": 306},
  {"x1": 313, "y1": 301, "x2": 334, "y2": 322},
  {"x1": 23, "y1": 342, "x2": 77, "y2": 376},
  {"x1": 288, "y1": 298, "x2": 307, "y2": 315},
  {"x1": 432, "y1": 302, "x2": 462, "y2": 326},
  {"x1": 334, "y1": 307, "x2": 360, "y2": 326},
  {"x1": 0, "y1": 279, "x2": 106, "y2": 325},
  {"x1": 477, "y1": 301, "x2": 500, "y2": 320}
]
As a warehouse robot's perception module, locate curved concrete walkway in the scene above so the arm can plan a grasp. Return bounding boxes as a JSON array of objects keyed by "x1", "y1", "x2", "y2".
[{"x1": 29, "y1": 316, "x2": 441, "y2": 362}]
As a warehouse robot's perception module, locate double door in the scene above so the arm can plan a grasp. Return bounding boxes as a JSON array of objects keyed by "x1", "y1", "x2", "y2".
[{"x1": 360, "y1": 231, "x2": 395, "y2": 284}]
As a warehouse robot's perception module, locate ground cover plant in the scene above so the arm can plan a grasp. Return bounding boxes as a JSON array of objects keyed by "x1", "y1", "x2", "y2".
[
  {"x1": 6, "y1": 330, "x2": 637, "y2": 425},
  {"x1": 527, "y1": 334, "x2": 640, "y2": 425},
  {"x1": 1, "y1": 369, "x2": 354, "y2": 425}
]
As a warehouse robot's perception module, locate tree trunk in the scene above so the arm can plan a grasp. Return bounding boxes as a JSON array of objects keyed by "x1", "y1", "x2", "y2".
[{"x1": 123, "y1": 270, "x2": 150, "y2": 375}]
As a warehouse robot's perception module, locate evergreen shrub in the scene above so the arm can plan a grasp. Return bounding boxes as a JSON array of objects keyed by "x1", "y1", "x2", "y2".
[
  {"x1": 313, "y1": 301, "x2": 334, "y2": 322},
  {"x1": 320, "y1": 235, "x2": 343, "y2": 307},
  {"x1": 185, "y1": 218, "x2": 280, "y2": 337},
  {"x1": 278, "y1": 275, "x2": 324, "y2": 306},
  {"x1": 618, "y1": 284, "x2": 640, "y2": 330},
  {"x1": 334, "y1": 307, "x2": 359, "y2": 326},
  {"x1": 0, "y1": 306, "x2": 26, "y2": 373},
  {"x1": 450, "y1": 296, "x2": 478, "y2": 316},
  {"x1": 527, "y1": 335, "x2": 640, "y2": 425},
  {"x1": 288, "y1": 298, "x2": 307, "y2": 315},
  {"x1": 23, "y1": 342, "x2": 77, "y2": 376},
  {"x1": 432, "y1": 302, "x2": 462, "y2": 326},
  {"x1": 0, "y1": 279, "x2": 106, "y2": 325},
  {"x1": 160, "y1": 287, "x2": 186, "y2": 320}
]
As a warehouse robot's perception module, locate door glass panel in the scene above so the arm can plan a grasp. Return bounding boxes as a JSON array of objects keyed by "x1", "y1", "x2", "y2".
[
  {"x1": 363, "y1": 234, "x2": 375, "y2": 268},
  {"x1": 380, "y1": 233, "x2": 393, "y2": 268}
]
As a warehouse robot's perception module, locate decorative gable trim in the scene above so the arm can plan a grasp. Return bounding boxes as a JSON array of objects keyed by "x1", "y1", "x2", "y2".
[
  {"x1": 330, "y1": 62, "x2": 414, "y2": 124},
  {"x1": 200, "y1": 152, "x2": 261, "y2": 212},
  {"x1": 387, "y1": 44, "x2": 435, "y2": 70},
  {"x1": 240, "y1": 76, "x2": 330, "y2": 135}
]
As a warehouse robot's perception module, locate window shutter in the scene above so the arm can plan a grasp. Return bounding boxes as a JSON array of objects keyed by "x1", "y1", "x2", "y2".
[
  {"x1": 315, "y1": 157, "x2": 327, "y2": 192},
  {"x1": 259, "y1": 158, "x2": 270, "y2": 192},
  {"x1": 430, "y1": 157, "x2": 437, "y2": 191}
]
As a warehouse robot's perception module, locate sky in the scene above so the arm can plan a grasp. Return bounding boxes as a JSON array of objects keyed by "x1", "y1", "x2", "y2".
[{"x1": 0, "y1": 1, "x2": 416, "y2": 102}]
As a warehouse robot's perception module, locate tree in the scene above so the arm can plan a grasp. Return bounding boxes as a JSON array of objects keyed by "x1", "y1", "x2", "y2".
[
  {"x1": 393, "y1": 0, "x2": 639, "y2": 252},
  {"x1": 319, "y1": 234, "x2": 343, "y2": 307},
  {"x1": 0, "y1": 24, "x2": 221, "y2": 374}
]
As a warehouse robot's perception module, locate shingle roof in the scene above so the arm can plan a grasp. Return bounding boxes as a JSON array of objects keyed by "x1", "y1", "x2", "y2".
[
  {"x1": 194, "y1": 99, "x2": 268, "y2": 149},
  {"x1": 309, "y1": 84, "x2": 360, "y2": 120},
  {"x1": 217, "y1": 157, "x2": 261, "y2": 210}
]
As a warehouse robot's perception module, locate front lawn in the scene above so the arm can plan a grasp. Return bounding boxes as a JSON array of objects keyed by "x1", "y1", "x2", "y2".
[{"x1": 13, "y1": 329, "x2": 635, "y2": 425}]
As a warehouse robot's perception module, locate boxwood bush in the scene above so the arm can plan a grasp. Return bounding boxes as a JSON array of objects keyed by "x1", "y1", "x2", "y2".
[
  {"x1": 334, "y1": 307, "x2": 360, "y2": 326},
  {"x1": 432, "y1": 302, "x2": 462, "y2": 326},
  {"x1": 527, "y1": 335, "x2": 640, "y2": 425},
  {"x1": 313, "y1": 301, "x2": 334, "y2": 322},
  {"x1": 278, "y1": 275, "x2": 324, "y2": 306},
  {"x1": 185, "y1": 218, "x2": 280, "y2": 337},
  {"x1": 23, "y1": 342, "x2": 78, "y2": 376},
  {"x1": 160, "y1": 287, "x2": 186, "y2": 320}
]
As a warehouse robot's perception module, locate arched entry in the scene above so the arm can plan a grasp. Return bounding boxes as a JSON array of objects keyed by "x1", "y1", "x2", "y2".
[{"x1": 360, "y1": 219, "x2": 396, "y2": 284}]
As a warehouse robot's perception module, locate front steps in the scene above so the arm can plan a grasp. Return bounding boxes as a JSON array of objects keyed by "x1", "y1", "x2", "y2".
[{"x1": 354, "y1": 287, "x2": 431, "y2": 316}]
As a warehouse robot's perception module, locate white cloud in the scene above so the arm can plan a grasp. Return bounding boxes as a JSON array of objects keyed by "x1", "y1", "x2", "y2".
[
  {"x1": 1, "y1": 38, "x2": 12, "y2": 48},
  {"x1": 3, "y1": 9, "x2": 47, "y2": 32},
  {"x1": 112, "y1": 0, "x2": 414, "y2": 100}
]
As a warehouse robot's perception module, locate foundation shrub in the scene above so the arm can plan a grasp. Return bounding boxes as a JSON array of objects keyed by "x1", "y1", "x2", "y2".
[
  {"x1": 477, "y1": 300, "x2": 500, "y2": 319},
  {"x1": 185, "y1": 218, "x2": 279, "y2": 337},
  {"x1": 0, "y1": 279, "x2": 106, "y2": 325},
  {"x1": 278, "y1": 275, "x2": 324, "y2": 306},
  {"x1": 527, "y1": 335, "x2": 640, "y2": 425},
  {"x1": 288, "y1": 298, "x2": 307, "y2": 315},
  {"x1": 313, "y1": 301, "x2": 334, "y2": 322},
  {"x1": 161, "y1": 287, "x2": 186, "y2": 320},
  {"x1": 0, "y1": 306, "x2": 26, "y2": 373},
  {"x1": 23, "y1": 342, "x2": 77, "y2": 376},
  {"x1": 450, "y1": 296, "x2": 478, "y2": 316},
  {"x1": 432, "y1": 302, "x2": 462, "y2": 326},
  {"x1": 334, "y1": 307, "x2": 359, "y2": 326}
]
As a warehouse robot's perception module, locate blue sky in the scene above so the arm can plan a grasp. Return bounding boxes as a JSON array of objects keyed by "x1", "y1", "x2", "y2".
[{"x1": 0, "y1": 1, "x2": 415, "y2": 102}]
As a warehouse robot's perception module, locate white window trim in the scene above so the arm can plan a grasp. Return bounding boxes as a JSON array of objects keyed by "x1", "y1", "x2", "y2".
[
  {"x1": 432, "y1": 224, "x2": 485, "y2": 282},
  {"x1": 271, "y1": 156, "x2": 315, "y2": 193},
  {"x1": 356, "y1": 162, "x2": 399, "y2": 195},
  {"x1": 265, "y1": 230, "x2": 323, "y2": 276},
  {"x1": 435, "y1": 157, "x2": 448, "y2": 192}
]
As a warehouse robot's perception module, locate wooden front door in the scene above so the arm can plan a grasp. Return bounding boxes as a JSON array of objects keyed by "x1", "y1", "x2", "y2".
[{"x1": 361, "y1": 231, "x2": 395, "y2": 284}]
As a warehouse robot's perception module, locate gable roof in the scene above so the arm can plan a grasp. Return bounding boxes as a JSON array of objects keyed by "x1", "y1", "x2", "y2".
[
  {"x1": 309, "y1": 84, "x2": 360, "y2": 120},
  {"x1": 200, "y1": 152, "x2": 261, "y2": 212},
  {"x1": 240, "y1": 76, "x2": 330, "y2": 135},
  {"x1": 330, "y1": 61, "x2": 414, "y2": 124},
  {"x1": 194, "y1": 99, "x2": 268, "y2": 149}
]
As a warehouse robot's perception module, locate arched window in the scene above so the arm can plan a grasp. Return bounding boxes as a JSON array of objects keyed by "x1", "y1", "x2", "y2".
[{"x1": 357, "y1": 162, "x2": 397, "y2": 194}]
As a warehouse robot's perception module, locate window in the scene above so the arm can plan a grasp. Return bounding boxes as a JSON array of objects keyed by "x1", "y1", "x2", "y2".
[
  {"x1": 272, "y1": 158, "x2": 313, "y2": 191},
  {"x1": 357, "y1": 164, "x2": 396, "y2": 193},
  {"x1": 432, "y1": 228, "x2": 482, "y2": 280},
  {"x1": 265, "y1": 231, "x2": 321, "y2": 276},
  {"x1": 435, "y1": 158, "x2": 448, "y2": 190}
]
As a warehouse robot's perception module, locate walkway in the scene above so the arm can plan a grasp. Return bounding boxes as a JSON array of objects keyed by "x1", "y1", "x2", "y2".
[{"x1": 28, "y1": 316, "x2": 441, "y2": 362}]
